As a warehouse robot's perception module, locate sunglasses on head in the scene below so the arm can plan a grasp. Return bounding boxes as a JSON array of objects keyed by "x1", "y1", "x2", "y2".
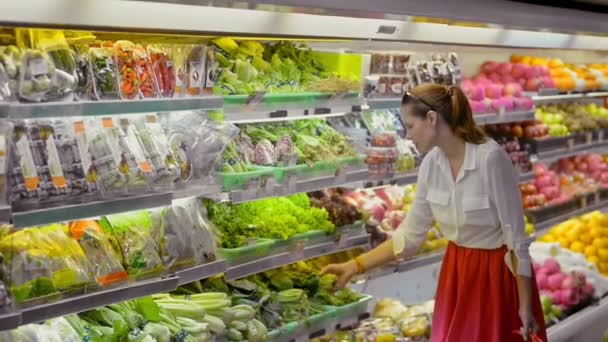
[{"x1": 404, "y1": 91, "x2": 438, "y2": 112}]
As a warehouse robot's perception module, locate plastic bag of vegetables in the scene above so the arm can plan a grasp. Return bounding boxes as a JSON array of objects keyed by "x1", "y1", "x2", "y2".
[
  {"x1": 68, "y1": 220, "x2": 129, "y2": 287},
  {"x1": 33, "y1": 29, "x2": 77, "y2": 101},
  {"x1": 135, "y1": 114, "x2": 181, "y2": 187},
  {"x1": 190, "y1": 119, "x2": 239, "y2": 181},
  {"x1": 18, "y1": 49, "x2": 54, "y2": 102},
  {"x1": 100, "y1": 211, "x2": 164, "y2": 279},
  {"x1": 150, "y1": 197, "x2": 218, "y2": 271},
  {"x1": 0, "y1": 46, "x2": 22, "y2": 102}
]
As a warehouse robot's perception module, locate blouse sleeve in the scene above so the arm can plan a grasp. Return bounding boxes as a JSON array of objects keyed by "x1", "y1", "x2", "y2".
[
  {"x1": 486, "y1": 148, "x2": 532, "y2": 277},
  {"x1": 392, "y1": 155, "x2": 435, "y2": 258}
]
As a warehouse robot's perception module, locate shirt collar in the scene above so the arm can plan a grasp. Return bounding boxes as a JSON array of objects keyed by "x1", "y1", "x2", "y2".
[{"x1": 435, "y1": 142, "x2": 478, "y2": 175}]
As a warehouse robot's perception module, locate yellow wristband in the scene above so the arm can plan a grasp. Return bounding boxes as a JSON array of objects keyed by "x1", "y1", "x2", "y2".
[{"x1": 354, "y1": 256, "x2": 366, "y2": 274}]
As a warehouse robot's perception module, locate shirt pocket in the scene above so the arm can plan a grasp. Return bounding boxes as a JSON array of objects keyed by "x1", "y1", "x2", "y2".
[
  {"x1": 463, "y1": 195, "x2": 498, "y2": 227},
  {"x1": 426, "y1": 189, "x2": 451, "y2": 225}
]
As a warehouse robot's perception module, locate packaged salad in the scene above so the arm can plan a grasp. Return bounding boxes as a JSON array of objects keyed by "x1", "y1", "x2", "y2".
[
  {"x1": 89, "y1": 47, "x2": 119, "y2": 100},
  {"x1": 0, "y1": 46, "x2": 23, "y2": 102},
  {"x1": 99, "y1": 211, "x2": 164, "y2": 280},
  {"x1": 150, "y1": 198, "x2": 218, "y2": 271},
  {"x1": 86, "y1": 118, "x2": 128, "y2": 194},
  {"x1": 28, "y1": 121, "x2": 71, "y2": 200},
  {"x1": 135, "y1": 114, "x2": 180, "y2": 186},
  {"x1": 0, "y1": 225, "x2": 92, "y2": 304},
  {"x1": 147, "y1": 45, "x2": 175, "y2": 98},
  {"x1": 68, "y1": 220, "x2": 128, "y2": 287},
  {"x1": 34, "y1": 30, "x2": 77, "y2": 101},
  {"x1": 114, "y1": 41, "x2": 141, "y2": 100},
  {"x1": 72, "y1": 45, "x2": 93, "y2": 100},
  {"x1": 52, "y1": 119, "x2": 96, "y2": 197},
  {"x1": 171, "y1": 45, "x2": 188, "y2": 97},
  {"x1": 18, "y1": 49, "x2": 53, "y2": 102},
  {"x1": 0, "y1": 122, "x2": 12, "y2": 207},
  {"x1": 10, "y1": 122, "x2": 42, "y2": 202},
  {"x1": 117, "y1": 118, "x2": 156, "y2": 190}
]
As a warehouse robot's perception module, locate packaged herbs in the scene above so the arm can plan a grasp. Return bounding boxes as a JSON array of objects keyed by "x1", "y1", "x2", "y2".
[
  {"x1": 18, "y1": 49, "x2": 53, "y2": 102},
  {"x1": 89, "y1": 47, "x2": 118, "y2": 100}
]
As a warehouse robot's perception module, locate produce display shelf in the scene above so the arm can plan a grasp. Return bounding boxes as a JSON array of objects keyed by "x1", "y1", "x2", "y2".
[
  {"x1": 533, "y1": 140, "x2": 608, "y2": 166},
  {"x1": 19, "y1": 277, "x2": 179, "y2": 325},
  {"x1": 0, "y1": 97, "x2": 224, "y2": 119},
  {"x1": 533, "y1": 195, "x2": 608, "y2": 234},
  {"x1": 518, "y1": 171, "x2": 536, "y2": 183},
  {"x1": 0, "y1": 308, "x2": 21, "y2": 332},
  {"x1": 356, "y1": 251, "x2": 446, "y2": 283},
  {"x1": 530, "y1": 90, "x2": 608, "y2": 104},
  {"x1": 175, "y1": 259, "x2": 229, "y2": 286},
  {"x1": 11, "y1": 192, "x2": 173, "y2": 228},
  {"x1": 223, "y1": 168, "x2": 370, "y2": 204},
  {"x1": 547, "y1": 296, "x2": 608, "y2": 342},
  {"x1": 224, "y1": 233, "x2": 371, "y2": 281},
  {"x1": 223, "y1": 92, "x2": 363, "y2": 124},
  {"x1": 365, "y1": 98, "x2": 536, "y2": 126},
  {"x1": 473, "y1": 110, "x2": 536, "y2": 125}
]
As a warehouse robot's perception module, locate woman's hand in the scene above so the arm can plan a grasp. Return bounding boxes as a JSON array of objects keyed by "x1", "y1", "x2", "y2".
[
  {"x1": 320, "y1": 260, "x2": 359, "y2": 291},
  {"x1": 519, "y1": 304, "x2": 539, "y2": 341}
]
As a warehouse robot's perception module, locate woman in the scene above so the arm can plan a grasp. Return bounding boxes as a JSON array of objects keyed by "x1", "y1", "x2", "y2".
[{"x1": 321, "y1": 83, "x2": 547, "y2": 341}]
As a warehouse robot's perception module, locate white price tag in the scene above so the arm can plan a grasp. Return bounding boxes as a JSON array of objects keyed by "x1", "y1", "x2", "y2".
[
  {"x1": 30, "y1": 58, "x2": 49, "y2": 76},
  {"x1": 580, "y1": 195, "x2": 588, "y2": 208},
  {"x1": 498, "y1": 106, "x2": 506, "y2": 116},
  {"x1": 595, "y1": 191, "x2": 601, "y2": 205},
  {"x1": 599, "y1": 130, "x2": 605, "y2": 142},
  {"x1": 336, "y1": 233, "x2": 349, "y2": 249},
  {"x1": 567, "y1": 138, "x2": 575, "y2": 149},
  {"x1": 290, "y1": 240, "x2": 305, "y2": 259},
  {"x1": 335, "y1": 168, "x2": 347, "y2": 184},
  {"x1": 287, "y1": 175, "x2": 297, "y2": 194},
  {"x1": 586, "y1": 132, "x2": 593, "y2": 145}
]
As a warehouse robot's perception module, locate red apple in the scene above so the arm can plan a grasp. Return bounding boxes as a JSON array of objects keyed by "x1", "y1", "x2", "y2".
[
  {"x1": 511, "y1": 63, "x2": 527, "y2": 79},
  {"x1": 480, "y1": 61, "x2": 499, "y2": 75},
  {"x1": 525, "y1": 78, "x2": 541, "y2": 92}
]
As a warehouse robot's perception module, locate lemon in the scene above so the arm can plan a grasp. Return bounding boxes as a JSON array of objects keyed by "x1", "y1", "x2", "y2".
[
  {"x1": 588, "y1": 255, "x2": 600, "y2": 265},
  {"x1": 584, "y1": 245, "x2": 598, "y2": 257},
  {"x1": 579, "y1": 233, "x2": 592, "y2": 244},
  {"x1": 592, "y1": 238, "x2": 604, "y2": 249},
  {"x1": 598, "y1": 248, "x2": 608, "y2": 262},
  {"x1": 599, "y1": 238, "x2": 608, "y2": 248},
  {"x1": 558, "y1": 237, "x2": 571, "y2": 249},
  {"x1": 570, "y1": 241, "x2": 585, "y2": 254},
  {"x1": 589, "y1": 227, "x2": 603, "y2": 239}
]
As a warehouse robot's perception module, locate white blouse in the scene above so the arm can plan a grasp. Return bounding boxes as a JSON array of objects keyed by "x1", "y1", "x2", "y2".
[{"x1": 392, "y1": 139, "x2": 532, "y2": 277}]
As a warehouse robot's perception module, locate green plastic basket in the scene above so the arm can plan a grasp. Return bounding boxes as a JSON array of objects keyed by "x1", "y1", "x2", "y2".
[
  {"x1": 334, "y1": 294, "x2": 373, "y2": 319},
  {"x1": 223, "y1": 92, "x2": 360, "y2": 106},
  {"x1": 218, "y1": 238, "x2": 276, "y2": 263},
  {"x1": 267, "y1": 321, "x2": 301, "y2": 342},
  {"x1": 217, "y1": 167, "x2": 274, "y2": 192},
  {"x1": 305, "y1": 306, "x2": 339, "y2": 335},
  {"x1": 337, "y1": 155, "x2": 366, "y2": 169}
]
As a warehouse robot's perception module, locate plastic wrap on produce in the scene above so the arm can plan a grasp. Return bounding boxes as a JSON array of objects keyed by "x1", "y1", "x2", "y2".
[
  {"x1": 34, "y1": 30, "x2": 77, "y2": 102},
  {"x1": 99, "y1": 211, "x2": 164, "y2": 280},
  {"x1": 150, "y1": 197, "x2": 218, "y2": 271}
]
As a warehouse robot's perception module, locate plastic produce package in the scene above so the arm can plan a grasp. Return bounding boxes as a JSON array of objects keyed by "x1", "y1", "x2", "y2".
[
  {"x1": 134, "y1": 114, "x2": 180, "y2": 187},
  {"x1": 10, "y1": 122, "x2": 42, "y2": 202},
  {"x1": 89, "y1": 47, "x2": 119, "y2": 100},
  {"x1": 117, "y1": 117, "x2": 156, "y2": 190},
  {"x1": 150, "y1": 197, "x2": 218, "y2": 271},
  {"x1": 0, "y1": 46, "x2": 23, "y2": 101},
  {"x1": 0, "y1": 225, "x2": 92, "y2": 304},
  {"x1": 132, "y1": 43, "x2": 159, "y2": 98},
  {"x1": 148, "y1": 45, "x2": 175, "y2": 98},
  {"x1": 72, "y1": 44, "x2": 92, "y2": 100},
  {"x1": 185, "y1": 45, "x2": 206, "y2": 97},
  {"x1": 86, "y1": 118, "x2": 128, "y2": 194},
  {"x1": 68, "y1": 220, "x2": 128, "y2": 287},
  {"x1": 34, "y1": 29, "x2": 77, "y2": 101},
  {"x1": 100, "y1": 211, "x2": 164, "y2": 279},
  {"x1": 114, "y1": 41, "x2": 141, "y2": 100},
  {"x1": 0, "y1": 122, "x2": 12, "y2": 207},
  {"x1": 187, "y1": 118, "x2": 239, "y2": 181},
  {"x1": 18, "y1": 49, "x2": 54, "y2": 102}
]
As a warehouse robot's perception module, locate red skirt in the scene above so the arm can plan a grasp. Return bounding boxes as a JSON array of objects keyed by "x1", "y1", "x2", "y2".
[{"x1": 431, "y1": 242, "x2": 547, "y2": 342}]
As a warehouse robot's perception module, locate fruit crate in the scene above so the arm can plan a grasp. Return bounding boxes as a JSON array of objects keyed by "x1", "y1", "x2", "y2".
[
  {"x1": 217, "y1": 167, "x2": 275, "y2": 192},
  {"x1": 525, "y1": 198, "x2": 581, "y2": 224},
  {"x1": 218, "y1": 238, "x2": 276, "y2": 264}
]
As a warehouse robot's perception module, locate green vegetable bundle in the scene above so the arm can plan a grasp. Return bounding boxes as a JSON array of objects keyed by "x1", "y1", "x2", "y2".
[{"x1": 204, "y1": 194, "x2": 334, "y2": 248}]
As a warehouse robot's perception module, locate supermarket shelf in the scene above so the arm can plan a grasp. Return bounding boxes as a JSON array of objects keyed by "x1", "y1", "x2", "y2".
[
  {"x1": 366, "y1": 98, "x2": 536, "y2": 125},
  {"x1": 0, "y1": 308, "x2": 21, "y2": 332},
  {"x1": 224, "y1": 233, "x2": 371, "y2": 281},
  {"x1": 175, "y1": 259, "x2": 228, "y2": 286},
  {"x1": 531, "y1": 91, "x2": 608, "y2": 104},
  {"x1": 223, "y1": 93, "x2": 363, "y2": 124},
  {"x1": 19, "y1": 277, "x2": 179, "y2": 325},
  {"x1": 270, "y1": 312, "x2": 372, "y2": 342},
  {"x1": 11, "y1": 192, "x2": 173, "y2": 228},
  {"x1": 533, "y1": 195, "x2": 608, "y2": 234},
  {"x1": 473, "y1": 110, "x2": 536, "y2": 125},
  {"x1": 518, "y1": 171, "x2": 536, "y2": 183},
  {"x1": 547, "y1": 296, "x2": 608, "y2": 342},
  {"x1": 358, "y1": 251, "x2": 445, "y2": 282},
  {"x1": 533, "y1": 140, "x2": 608, "y2": 166},
  {"x1": 224, "y1": 168, "x2": 370, "y2": 204},
  {"x1": 0, "y1": 97, "x2": 223, "y2": 119}
]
